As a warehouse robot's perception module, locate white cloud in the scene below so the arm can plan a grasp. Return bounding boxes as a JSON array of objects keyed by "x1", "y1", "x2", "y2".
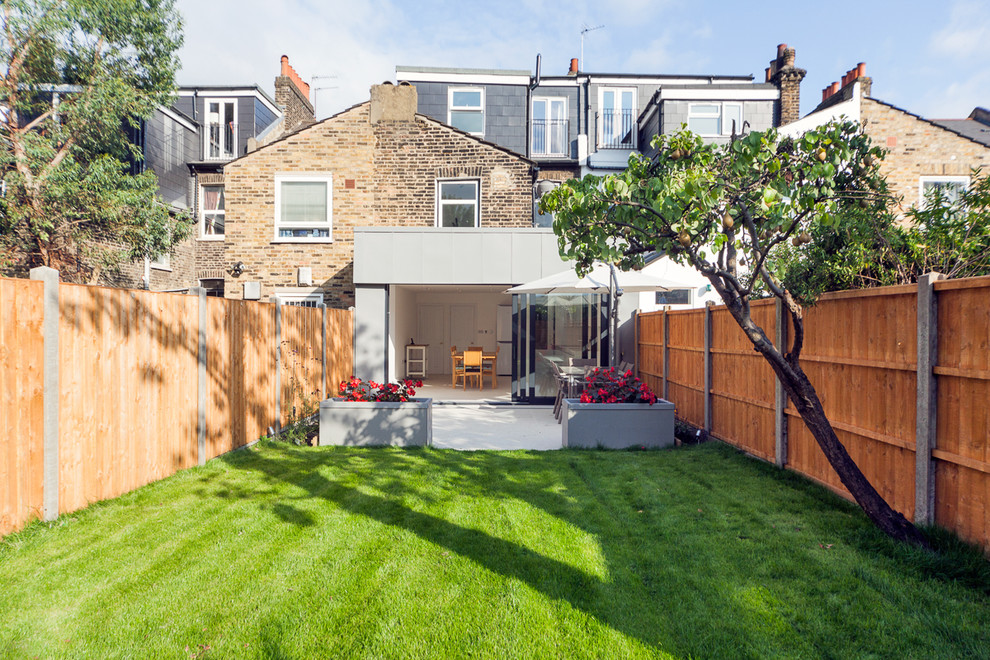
[{"x1": 930, "y1": 1, "x2": 990, "y2": 58}]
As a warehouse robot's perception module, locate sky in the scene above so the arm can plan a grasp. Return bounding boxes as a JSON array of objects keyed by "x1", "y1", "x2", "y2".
[{"x1": 173, "y1": 0, "x2": 990, "y2": 121}]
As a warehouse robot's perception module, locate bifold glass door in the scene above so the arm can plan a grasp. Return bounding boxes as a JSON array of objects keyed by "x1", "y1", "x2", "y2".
[{"x1": 511, "y1": 293, "x2": 607, "y2": 403}]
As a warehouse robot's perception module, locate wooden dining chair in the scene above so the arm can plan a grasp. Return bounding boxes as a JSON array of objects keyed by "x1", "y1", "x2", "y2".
[
  {"x1": 468, "y1": 346, "x2": 483, "y2": 352},
  {"x1": 450, "y1": 346, "x2": 461, "y2": 387},
  {"x1": 481, "y1": 345, "x2": 499, "y2": 388},
  {"x1": 460, "y1": 349, "x2": 483, "y2": 390}
]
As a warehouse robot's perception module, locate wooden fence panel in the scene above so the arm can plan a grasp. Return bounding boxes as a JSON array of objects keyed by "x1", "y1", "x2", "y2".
[
  {"x1": 636, "y1": 312, "x2": 664, "y2": 398},
  {"x1": 666, "y1": 309, "x2": 705, "y2": 427},
  {"x1": 280, "y1": 305, "x2": 323, "y2": 427},
  {"x1": 0, "y1": 278, "x2": 45, "y2": 536},
  {"x1": 58, "y1": 285, "x2": 199, "y2": 516},
  {"x1": 710, "y1": 301, "x2": 777, "y2": 462},
  {"x1": 205, "y1": 298, "x2": 277, "y2": 459},
  {"x1": 784, "y1": 287, "x2": 919, "y2": 519},
  {"x1": 325, "y1": 307, "x2": 354, "y2": 396},
  {"x1": 933, "y1": 277, "x2": 990, "y2": 548}
]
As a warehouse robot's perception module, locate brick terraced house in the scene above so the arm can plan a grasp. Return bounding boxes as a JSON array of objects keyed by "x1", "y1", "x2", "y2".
[
  {"x1": 223, "y1": 82, "x2": 588, "y2": 398},
  {"x1": 780, "y1": 65, "x2": 990, "y2": 216}
]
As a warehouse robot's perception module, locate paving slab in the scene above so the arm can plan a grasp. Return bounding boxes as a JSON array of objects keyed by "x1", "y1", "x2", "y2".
[{"x1": 431, "y1": 404, "x2": 561, "y2": 451}]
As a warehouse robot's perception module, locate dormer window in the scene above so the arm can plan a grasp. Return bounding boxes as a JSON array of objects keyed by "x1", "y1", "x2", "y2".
[
  {"x1": 205, "y1": 98, "x2": 237, "y2": 160},
  {"x1": 688, "y1": 102, "x2": 743, "y2": 137},
  {"x1": 448, "y1": 88, "x2": 484, "y2": 136}
]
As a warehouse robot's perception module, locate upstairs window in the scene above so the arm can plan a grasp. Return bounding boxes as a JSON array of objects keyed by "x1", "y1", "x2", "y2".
[
  {"x1": 448, "y1": 88, "x2": 484, "y2": 136},
  {"x1": 436, "y1": 179, "x2": 480, "y2": 227},
  {"x1": 599, "y1": 88, "x2": 636, "y2": 149},
  {"x1": 205, "y1": 99, "x2": 237, "y2": 160},
  {"x1": 688, "y1": 102, "x2": 743, "y2": 137},
  {"x1": 532, "y1": 98, "x2": 568, "y2": 156},
  {"x1": 919, "y1": 176, "x2": 969, "y2": 207},
  {"x1": 274, "y1": 174, "x2": 332, "y2": 241},
  {"x1": 200, "y1": 185, "x2": 225, "y2": 238}
]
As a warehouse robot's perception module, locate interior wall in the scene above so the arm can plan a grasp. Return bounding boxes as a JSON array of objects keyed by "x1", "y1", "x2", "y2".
[
  {"x1": 389, "y1": 289, "x2": 510, "y2": 376},
  {"x1": 390, "y1": 286, "x2": 418, "y2": 381}
]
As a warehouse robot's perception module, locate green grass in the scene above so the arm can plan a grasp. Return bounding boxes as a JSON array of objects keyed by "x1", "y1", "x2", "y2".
[{"x1": 1, "y1": 442, "x2": 988, "y2": 659}]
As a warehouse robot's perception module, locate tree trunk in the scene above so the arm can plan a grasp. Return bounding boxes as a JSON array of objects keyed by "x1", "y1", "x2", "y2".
[
  {"x1": 772, "y1": 357, "x2": 930, "y2": 547},
  {"x1": 721, "y1": 292, "x2": 930, "y2": 548}
]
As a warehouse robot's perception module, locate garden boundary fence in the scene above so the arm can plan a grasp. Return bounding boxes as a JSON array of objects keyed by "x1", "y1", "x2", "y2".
[
  {"x1": 0, "y1": 269, "x2": 353, "y2": 536},
  {"x1": 636, "y1": 274, "x2": 990, "y2": 552}
]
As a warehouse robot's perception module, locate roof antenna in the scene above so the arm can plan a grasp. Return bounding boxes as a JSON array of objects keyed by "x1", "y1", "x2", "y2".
[{"x1": 580, "y1": 24, "x2": 605, "y2": 71}]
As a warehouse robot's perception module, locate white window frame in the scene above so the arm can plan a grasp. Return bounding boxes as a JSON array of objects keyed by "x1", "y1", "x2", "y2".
[
  {"x1": 598, "y1": 87, "x2": 637, "y2": 149},
  {"x1": 655, "y1": 288, "x2": 693, "y2": 306},
  {"x1": 146, "y1": 253, "x2": 171, "y2": 272},
  {"x1": 688, "y1": 102, "x2": 745, "y2": 137},
  {"x1": 199, "y1": 183, "x2": 225, "y2": 240},
  {"x1": 918, "y1": 175, "x2": 969, "y2": 207},
  {"x1": 531, "y1": 97, "x2": 568, "y2": 157},
  {"x1": 448, "y1": 87, "x2": 485, "y2": 136},
  {"x1": 273, "y1": 289, "x2": 325, "y2": 307},
  {"x1": 203, "y1": 97, "x2": 238, "y2": 160},
  {"x1": 273, "y1": 173, "x2": 333, "y2": 243},
  {"x1": 435, "y1": 178, "x2": 480, "y2": 228}
]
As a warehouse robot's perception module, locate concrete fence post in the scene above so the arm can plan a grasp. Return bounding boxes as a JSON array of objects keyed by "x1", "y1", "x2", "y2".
[
  {"x1": 774, "y1": 298, "x2": 789, "y2": 468},
  {"x1": 661, "y1": 307, "x2": 670, "y2": 401},
  {"x1": 30, "y1": 267, "x2": 59, "y2": 522},
  {"x1": 915, "y1": 272, "x2": 943, "y2": 525},
  {"x1": 320, "y1": 303, "x2": 327, "y2": 401},
  {"x1": 703, "y1": 302, "x2": 713, "y2": 433},
  {"x1": 189, "y1": 287, "x2": 207, "y2": 466},
  {"x1": 274, "y1": 298, "x2": 283, "y2": 432}
]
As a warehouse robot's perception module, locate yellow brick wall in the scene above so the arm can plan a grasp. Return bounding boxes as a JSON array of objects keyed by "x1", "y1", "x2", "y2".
[
  {"x1": 223, "y1": 103, "x2": 534, "y2": 308},
  {"x1": 862, "y1": 98, "x2": 990, "y2": 216}
]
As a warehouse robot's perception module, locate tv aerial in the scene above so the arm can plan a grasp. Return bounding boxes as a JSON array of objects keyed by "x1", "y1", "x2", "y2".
[{"x1": 580, "y1": 24, "x2": 605, "y2": 69}]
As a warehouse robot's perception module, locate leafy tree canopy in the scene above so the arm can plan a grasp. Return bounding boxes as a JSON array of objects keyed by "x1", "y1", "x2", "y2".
[
  {"x1": 541, "y1": 122, "x2": 928, "y2": 546},
  {"x1": 0, "y1": 0, "x2": 187, "y2": 282},
  {"x1": 771, "y1": 169, "x2": 990, "y2": 303}
]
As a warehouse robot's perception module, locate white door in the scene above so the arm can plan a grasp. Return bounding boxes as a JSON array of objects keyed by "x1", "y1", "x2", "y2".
[
  {"x1": 449, "y1": 304, "x2": 476, "y2": 357},
  {"x1": 417, "y1": 304, "x2": 445, "y2": 375}
]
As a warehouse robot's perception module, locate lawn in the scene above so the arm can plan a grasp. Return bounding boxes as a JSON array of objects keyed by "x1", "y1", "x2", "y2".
[{"x1": 1, "y1": 441, "x2": 988, "y2": 659}]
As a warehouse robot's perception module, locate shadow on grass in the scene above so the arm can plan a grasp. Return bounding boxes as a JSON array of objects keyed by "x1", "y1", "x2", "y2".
[{"x1": 217, "y1": 441, "x2": 990, "y2": 658}]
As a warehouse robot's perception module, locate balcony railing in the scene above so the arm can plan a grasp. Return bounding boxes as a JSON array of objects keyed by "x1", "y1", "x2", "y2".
[
  {"x1": 597, "y1": 110, "x2": 636, "y2": 150},
  {"x1": 206, "y1": 122, "x2": 237, "y2": 160},
  {"x1": 531, "y1": 119, "x2": 569, "y2": 157}
]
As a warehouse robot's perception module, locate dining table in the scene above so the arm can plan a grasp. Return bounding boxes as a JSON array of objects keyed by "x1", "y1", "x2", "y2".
[{"x1": 451, "y1": 349, "x2": 498, "y2": 388}]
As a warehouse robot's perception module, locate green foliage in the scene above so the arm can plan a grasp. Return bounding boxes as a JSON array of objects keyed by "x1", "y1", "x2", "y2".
[
  {"x1": 772, "y1": 170, "x2": 990, "y2": 304},
  {"x1": 0, "y1": 0, "x2": 188, "y2": 281},
  {"x1": 540, "y1": 121, "x2": 885, "y2": 309}
]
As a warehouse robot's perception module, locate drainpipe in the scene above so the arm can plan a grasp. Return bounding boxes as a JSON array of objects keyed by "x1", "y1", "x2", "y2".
[{"x1": 608, "y1": 263, "x2": 623, "y2": 366}]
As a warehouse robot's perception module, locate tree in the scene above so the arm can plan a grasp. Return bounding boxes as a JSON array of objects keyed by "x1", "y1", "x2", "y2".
[
  {"x1": 771, "y1": 168, "x2": 990, "y2": 304},
  {"x1": 540, "y1": 121, "x2": 929, "y2": 546},
  {"x1": 0, "y1": 0, "x2": 187, "y2": 282}
]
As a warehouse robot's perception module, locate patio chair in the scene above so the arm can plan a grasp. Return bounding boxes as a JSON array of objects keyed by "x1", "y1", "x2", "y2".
[
  {"x1": 459, "y1": 349, "x2": 484, "y2": 390},
  {"x1": 450, "y1": 346, "x2": 461, "y2": 387},
  {"x1": 481, "y1": 345, "x2": 499, "y2": 388}
]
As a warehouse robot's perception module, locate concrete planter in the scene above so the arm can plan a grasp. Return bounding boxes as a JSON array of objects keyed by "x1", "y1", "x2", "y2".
[
  {"x1": 562, "y1": 398, "x2": 675, "y2": 449},
  {"x1": 319, "y1": 398, "x2": 433, "y2": 447}
]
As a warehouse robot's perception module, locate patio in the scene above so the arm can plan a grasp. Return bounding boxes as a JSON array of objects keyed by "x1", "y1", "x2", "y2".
[{"x1": 414, "y1": 377, "x2": 560, "y2": 451}]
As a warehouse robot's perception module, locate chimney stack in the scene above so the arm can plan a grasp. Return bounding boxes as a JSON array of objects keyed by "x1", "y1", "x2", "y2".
[
  {"x1": 275, "y1": 55, "x2": 315, "y2": 133},
  {"x1": 767, "y1": 43, "x2": 806, "y2": 126},
  {"x1": 818, "y1": 62, "x2": 871, "y2": 110},
  {"x1": 568, "y1": 58, "x2": 579, "y2": 75},
  {"x1": 370, "y1": 81, "x2": 417, "y2": 124}
]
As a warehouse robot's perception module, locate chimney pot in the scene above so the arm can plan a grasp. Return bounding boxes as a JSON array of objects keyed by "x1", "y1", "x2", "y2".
[
  {"x1": 569, "y1": 58, "x2": 579, "y2": 74},
  {"x1": 857, "y1": 62, "x2": 866, "y2": 78},
  {"x1": 765, "y1": 66, "x2": 771, "y2": 83},
  {"x1": 777, "y1": 43, "x2": 787, "y2": 57}
]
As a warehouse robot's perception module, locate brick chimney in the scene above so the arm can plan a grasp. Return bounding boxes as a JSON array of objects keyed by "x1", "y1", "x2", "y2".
[
  {"x1": 813, "y1": 62, "x2": 872, "y2": 113},
  {"x1": 369, "y1": 81, "x2": 417, "y2": 124},
  {"x1": 275, "y1": 55, "x2": 315, "y2": 133},
  {"x1": 767, "y1": 43, "x2": 806, "y2": 126}
]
